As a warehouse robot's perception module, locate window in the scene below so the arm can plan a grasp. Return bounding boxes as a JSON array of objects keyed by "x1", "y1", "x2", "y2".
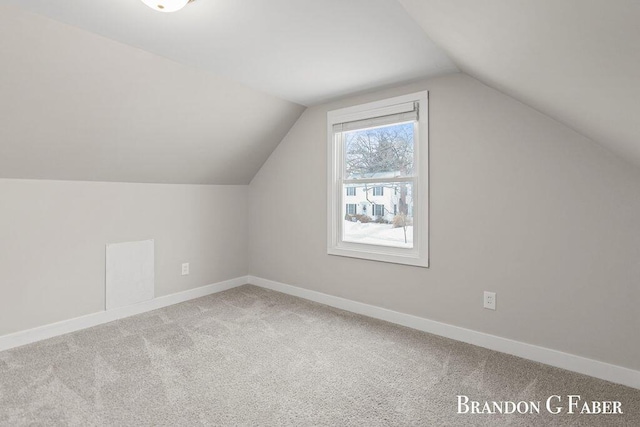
[
  {"x1": 346, "y1": 204, "x2": 357, "y2": 215},
  {"x1": 327, "y1": 90, "x2": 429, "y2": 267}
]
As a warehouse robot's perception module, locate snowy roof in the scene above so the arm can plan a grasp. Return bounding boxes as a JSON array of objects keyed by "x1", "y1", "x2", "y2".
[{"x1": 346, "y1": 171, "x2": 403, "y2": 180}]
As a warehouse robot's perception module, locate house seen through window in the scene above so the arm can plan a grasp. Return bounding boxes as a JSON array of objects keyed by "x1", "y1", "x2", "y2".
[{"x1": 327, "y1": 90, "x2": 429, "y2": 267}]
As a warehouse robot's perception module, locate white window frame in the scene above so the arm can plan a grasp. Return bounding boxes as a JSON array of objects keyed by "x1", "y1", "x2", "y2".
[{"x1": 327, "y1": 91, "x2": 429, "y2": 268}]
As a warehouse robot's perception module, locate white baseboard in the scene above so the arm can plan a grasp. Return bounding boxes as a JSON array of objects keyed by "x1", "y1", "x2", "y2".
[
  {"x1": 248, "y1": 275, "x2": 640, "y2": 390},
  {"x1": 4, "y1": 274, "x2": 637, "y2": 390},
  {"x1": 0, "y1": 276, "x2": 249, "y2": 352}
]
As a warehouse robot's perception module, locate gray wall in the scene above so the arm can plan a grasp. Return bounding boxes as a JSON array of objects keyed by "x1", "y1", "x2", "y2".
[
  {"x1": 248, "y1": 73, "x2": 640, "y2": 371},
  {"x1": 0, "y1": 179, "x2": 248, "y2": 336}
]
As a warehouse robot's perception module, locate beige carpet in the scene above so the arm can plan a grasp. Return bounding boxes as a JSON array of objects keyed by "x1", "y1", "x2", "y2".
[{"x1": 0, "y1": 285, "x2": 638, "y2": 426}]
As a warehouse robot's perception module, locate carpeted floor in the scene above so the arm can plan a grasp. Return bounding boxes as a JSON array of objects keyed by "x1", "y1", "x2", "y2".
[{"x1": 0, "y1": 285, "x2": 638, "y2": 426}]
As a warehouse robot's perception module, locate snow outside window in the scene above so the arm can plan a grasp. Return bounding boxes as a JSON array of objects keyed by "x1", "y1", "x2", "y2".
[{"x1": 327, "y1": 91, "x2": 429, "y2": 267}]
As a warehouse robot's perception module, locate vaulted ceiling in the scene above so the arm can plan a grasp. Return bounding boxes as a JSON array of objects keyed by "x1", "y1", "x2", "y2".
[
  {"x1": 1, "y1": 1, "x2": 639, "y2": 184},
  {"x1": 0, "y1": 1, "x2": 456, "y2": 184},
  {"x1": 0, "y1": 5, "x2": 304, "y2": 184},
  {"x1": 399, "y1": 0, "x2": 640, "y2": 168},
  {"x1": 8, "y1": 0, "x2": 457, "y2": 106}
]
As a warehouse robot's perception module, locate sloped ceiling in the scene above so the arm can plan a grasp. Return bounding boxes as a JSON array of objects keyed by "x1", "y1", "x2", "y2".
[
  {"x1": 0, "y1": 5, "x2": 304, "y2": 184},
  {"x1": 1, "y1": 1, "x2": 457, "y2": 185},
  {"x1": 399, "y1": 0, "x2": 640, "y2": 167},
  {"x1": 8, "y1": 0, "x2": 458, "y2": 106},
  {"x1": 3, "y1": 1, "x2": 637, "y2": 184}
]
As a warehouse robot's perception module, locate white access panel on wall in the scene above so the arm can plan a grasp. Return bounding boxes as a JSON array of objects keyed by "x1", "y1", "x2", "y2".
[{"x1": 105, "y1": 239, "x2": 155, "y2": 310}]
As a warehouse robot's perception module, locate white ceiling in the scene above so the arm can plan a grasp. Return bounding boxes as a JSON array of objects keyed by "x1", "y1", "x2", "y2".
[
  {"x1": 8, "y1": 0, "x2": 458, "y2": 106},
  {"x1": 0, "y1": 5, "x2": 304, "y2": 184},
  {"x1": 6, "y1": 0, "x2": 637, "y2": 185},
  {"x1": 399, "y1": 0, "x2": 640, "y2": 168}
]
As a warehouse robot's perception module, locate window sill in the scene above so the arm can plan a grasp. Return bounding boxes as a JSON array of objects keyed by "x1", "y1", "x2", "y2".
[{"x1": 327, "y1": 246, "x2": 429, "y2": 268}]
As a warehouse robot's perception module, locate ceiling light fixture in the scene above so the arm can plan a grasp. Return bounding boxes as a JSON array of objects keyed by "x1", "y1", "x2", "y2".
[{"x1": 140, "y1": 0, "x2": 194, "y2": 13}]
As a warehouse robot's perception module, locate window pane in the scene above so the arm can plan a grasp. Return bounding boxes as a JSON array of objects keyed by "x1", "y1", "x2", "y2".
[
  {"x1": 344, "y1": 122, "x2": 414, "y2": 179},
  {"x1": 343, "y1": 182, "x2": 414, "y2": 249}
]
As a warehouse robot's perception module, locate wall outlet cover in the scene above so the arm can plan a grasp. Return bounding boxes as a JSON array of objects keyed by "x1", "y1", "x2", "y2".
[{"x1": 484, "y1": 291, "x2": 496, "y2": 310}]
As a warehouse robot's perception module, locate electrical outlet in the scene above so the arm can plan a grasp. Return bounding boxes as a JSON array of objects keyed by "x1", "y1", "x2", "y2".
[
  {"x1": 484, "y1": 291, "x2": 496, "y2": 310},
  {"x1": 181, "y1": 263, "x2": 189, "y2": 276}
]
